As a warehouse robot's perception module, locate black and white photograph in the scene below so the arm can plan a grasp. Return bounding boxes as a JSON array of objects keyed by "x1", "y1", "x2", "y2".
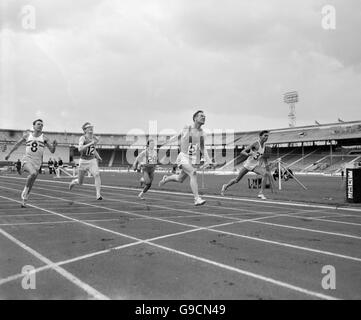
[{"x1": 1, "y1": 0, "x2": 361, "y2": 306}]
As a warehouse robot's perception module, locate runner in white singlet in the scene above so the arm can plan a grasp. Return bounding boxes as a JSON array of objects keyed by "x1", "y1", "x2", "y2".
[
  {"x1": 221, "y1": 130, "x2": 271, "y2": 200},
  {"x1": 158, "y1": 110, "x2": 212, "y2": 206},
  {"x1": 4, "y1": 119, "x2": 57, "y2": 207},
  {"x1": 69, "y1": 122, "x2": 103, "y2": 200}
]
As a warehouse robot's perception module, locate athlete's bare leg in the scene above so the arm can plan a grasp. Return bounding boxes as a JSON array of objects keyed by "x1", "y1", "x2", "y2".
[
  {"x1": 93, "y1": 171, "x2": 102, "y2": 199},
  {"x1": 180, "y1": 163, "x2": 201, "y2": 200},
  {"x1": 69, "y1": 169, "x2": 87, "y2": 190},
  {"x1": 221, "y1": 167, "x2": 249, "y2": 196},
  {"x1": 143, "y1": 170, "x2": 154, "y2": 193},
  {"x1": 138, "y1": 170, "x2": 154, "y2": 199},
  {"x1": 20, "y1": 163, "x2": 38, "y2": 207},
  {"x1": 159, "y1": 164, "x2": 204, "y2": 205},
  {"x1": 253, "y1": 167, "x2": 268, "y2": 199},
  {"x1": 265, "y1": 170, "x2": 275, "y2": 193},
  {"x1": 26, "y1": 172, "x2": 38, "y2": 194},
  {"x1": 159, "y1": 170, "x2": 188, "y2": 186}
]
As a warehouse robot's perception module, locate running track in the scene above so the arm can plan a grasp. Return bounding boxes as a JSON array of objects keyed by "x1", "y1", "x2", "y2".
[{"x1": 0, "y1": 175, "x2": 361, "y2": 300}]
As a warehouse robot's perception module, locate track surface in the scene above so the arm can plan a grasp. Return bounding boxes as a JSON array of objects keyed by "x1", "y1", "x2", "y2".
[{"x1": 0, "y1": 172, "x2": 360, "y2": 300}]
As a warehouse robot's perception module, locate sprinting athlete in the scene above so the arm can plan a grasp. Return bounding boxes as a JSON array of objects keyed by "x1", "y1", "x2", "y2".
[
  {"x1": 158, "y1": 110, "x2": 212, "y2": 206},
  {"x1": 4, "y1": 119, "x2": 57, "y2": 207},
  {"x1": 221, "y1": 130, "x2": 270, "y2": 200},
  {"x1": 69, "y1": 122, "x2": 103, "y2": 200},
  {"x1": 132, "y1": 139, "x2": 158, "y2": 199}
]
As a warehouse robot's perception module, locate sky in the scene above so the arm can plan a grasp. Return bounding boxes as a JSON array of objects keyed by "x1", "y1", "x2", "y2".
[{"x1": 1, "y1": 0, "x2": 361, "y2": 135}]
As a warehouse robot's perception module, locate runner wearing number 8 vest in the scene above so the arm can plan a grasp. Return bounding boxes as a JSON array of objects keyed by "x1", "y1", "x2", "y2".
[
  {"x1": 4, "y1": 119, "x2": 57, "y2": 207},
  {"x1": 221, "y1": 130, "x2": 270, "y2": 200},
  {"x1": 69, "y1": 122, "x2": 103, "y2": 200}
]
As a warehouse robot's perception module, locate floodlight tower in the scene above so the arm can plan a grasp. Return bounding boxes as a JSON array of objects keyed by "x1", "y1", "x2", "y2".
[{"x1": 283, "y1": 91, "x2": 299, "y2": 127}]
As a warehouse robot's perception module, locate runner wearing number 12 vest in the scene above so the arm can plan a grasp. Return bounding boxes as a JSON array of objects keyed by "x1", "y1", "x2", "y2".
[{"x1": 69, "y1": 122, "x2": 103, "y2": 200}]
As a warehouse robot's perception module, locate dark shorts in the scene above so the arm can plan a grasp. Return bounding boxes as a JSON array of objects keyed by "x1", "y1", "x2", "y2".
[{"x1": 142, "y1": 165, "x2": 156, "y2": 174}]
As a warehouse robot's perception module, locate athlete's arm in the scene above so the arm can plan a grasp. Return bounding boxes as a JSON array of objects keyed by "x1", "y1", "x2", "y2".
[
  {"x1": 93, "y1": 136, "x2": 100, "y2": 144},
  {"x1": 260, "y1": 146, "x2": 269, "y2": 165},
  {"x1": 241, "y1": 142, "x2": 258, "y2": 158},
  {"x1": 78, "y1": 136, "x2": 95, "y2": 153},
  {"x1": 200, "y1": 133, "x2": 212, "y2": 165},
  {"x1": 160, "y1": 125, "x2": 190, "y2": 149},
  {"x1": 44, "y1": 135, "x2": 57, "y2": 153},
  {"x1": 132, "y1": 150, "x2": 146, "y2": 170},
  {"x1": 160, "y1": 132, "x2": 180, "y2": 148},
  {"x1": 94, "y1": 149, "x2": 102, "y2": 161},
  {"x1": 4, "y1": 132, "x2": 29, "y2": 160},
  {"x1": 180, "y1": 125, "x2": 192, "y2": 142}
]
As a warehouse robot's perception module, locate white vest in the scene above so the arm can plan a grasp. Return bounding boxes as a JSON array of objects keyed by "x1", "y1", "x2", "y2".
[
  {"x1": 25, "y1": 133, "x2": 45, "y2": 161},
  {"x1": 244, "y1": 140, "x2": 265, "y2": 168}
]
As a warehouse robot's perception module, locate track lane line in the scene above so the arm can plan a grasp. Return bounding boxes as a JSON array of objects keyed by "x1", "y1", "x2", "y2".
[
  {"x1": 0, "y1": 199, "x2": 339, "y2": 300},
  {"x1": 11, "y1": 181, "x2": 360, "y2": 240},
  {"x1": 2, "y1": 175, "x2": 360, "y2": 213},
  {"x1": 0, "y1": 227, "x2": 110, "y2": 300},
  {"x1": 2, "y1": 185, "x2": 361, "y2": 262},
  {"x1": 0, "y1": 188, "x2": 342, "y2": 300}
]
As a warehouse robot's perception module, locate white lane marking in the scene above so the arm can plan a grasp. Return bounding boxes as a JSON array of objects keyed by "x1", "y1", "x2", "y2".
[
  {"x1": 4, "y1": 178, "x2": 358, "y2": 225},
  {"x1": 0, "y1": 211, "x2": 119, "y2": 218},
  {"x1": 2, "y1": 186, "x2": 361, "y2": 264},
  {"x1": 0, "y1": 182, "x2": 343, "y2": 237},
  {"x1": 24, "y1": 180, "x2": 361, "y2": 235},
  {"x1": 2, "y1": 175, "x2": 360, "y2": 213},
  {"x1": 0, "y1": 214, "x2": 215, "y2": 227},
  {"x1": 248, "y1": 220, "x2": 361, "y2": 240},
  {"x1": 0, "y1": 194, "x2": 339, "y2": 300},
  {"x1": 48, "y1": 182, "x2": 361, "y2": 238},
  {"x1": 0, "y1": 241, "x2": 143, "y2": 286},
  {"x1": 0, "y1": 227, "x2": 110, "y2": 300},
  {"x1": 20, "y1": 182, "x2": 361, "y2": 240},
  {"x1": 144, "y1": 241, "x2": 339, "y2": 300},
  {"x1": 2, "y1": 184, "x2": 359, "y2": 299},
  {"x1": 2, "y1": 184, "x2": 360, "y2": 262},
  {"x1": 290, "y1": 215, "x2": 361, "y2": 227}
]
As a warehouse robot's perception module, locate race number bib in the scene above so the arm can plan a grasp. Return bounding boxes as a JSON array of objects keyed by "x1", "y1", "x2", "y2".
[
  {"x1": 253, "y1": 152, "x2": 261, "y2": 160},
  {"x1": 85, "y1": 145, "x2": 95, "y2": 156},
  {"x1": 188, "y1": 143, "x2": 198, "y2": 156},
  {"x1": 30, "y1": 141, "x2": 38, "y2": 152}
]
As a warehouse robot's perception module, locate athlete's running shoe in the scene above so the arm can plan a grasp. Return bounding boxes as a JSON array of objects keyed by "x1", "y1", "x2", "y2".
[
  {"x1": 158, "y1": 175, "x2": 167, "y2": 187},
  {"x1": 257, "y1": 193, "x2": 267, "y2": 200},
  {"x1": 138, "y1": 191, "x2": 145, "y2": 200},
  {"x1": 194, "y1": 197, "x2": 206, "y2": 206},
  {"x1": 21, "y1": 188, "x2": 29, "y2": 208},
  {"x1": 221, "y1": 184, "x2": 227, "y2": 197},
  {"x1": 69, "y1": 179, "x2": 77, "y2": 191}
]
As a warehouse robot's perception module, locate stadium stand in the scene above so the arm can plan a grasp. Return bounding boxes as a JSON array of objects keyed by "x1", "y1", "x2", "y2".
[
  {"x1": 112, "y1": 148, "x2": 128, "y2": 167},
  {"x1": 1, "y1": 120, "x2": 361, "y2": 175},
  {"x1": 96, "y1": 148, "x2": 113, "y2": 167}
]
